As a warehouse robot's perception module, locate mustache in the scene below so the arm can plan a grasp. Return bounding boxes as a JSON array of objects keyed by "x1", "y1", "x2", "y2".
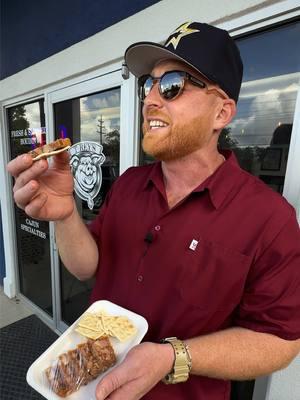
[{"x1": 143, "y1": 111, "x2": 171, "y2": 124}]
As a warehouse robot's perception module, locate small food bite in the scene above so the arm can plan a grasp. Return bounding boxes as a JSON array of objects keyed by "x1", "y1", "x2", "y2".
[{"x1": 28, "y1": 138, "x2": 71, "y2": 161}]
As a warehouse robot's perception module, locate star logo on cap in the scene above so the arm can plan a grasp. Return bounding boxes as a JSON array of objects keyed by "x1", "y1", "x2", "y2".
[{"x1": 165, "y1": 22, "x2": 200, "y2": 50}]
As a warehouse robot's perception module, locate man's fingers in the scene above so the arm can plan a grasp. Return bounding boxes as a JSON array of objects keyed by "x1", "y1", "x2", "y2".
[
  {"x1": 96, "y1": 366, "x2": 130, "y2": 400},
  {"x1": 24, "y1": 193, "x2": 48, "y2": 219},
  {"x1": 14, "y1": 180, "x2": 40, "y2": 209},
  {"x1": 13, "y1": 159, "x2": 48, "y2": 192},
  {"x1": 97, "y1": 381, "x2": 143, "y2": 400},
  {"x1": 96, "y1": 373, "x2": 122, "y2": 399},
  {"x1": 6, "y1": 154, "x2": 33, "y2": 178}
]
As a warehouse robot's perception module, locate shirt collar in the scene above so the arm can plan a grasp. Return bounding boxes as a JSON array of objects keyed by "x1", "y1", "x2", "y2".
[
  {"x1": 143, "y1": 150, "x2": 243, "y2": 210},
  {"x1": 143, "y1": 161, "x2": 165, "y2": 195},
  {"x1": 193, "y1": 150, "x2": 243, "y2": 209}
]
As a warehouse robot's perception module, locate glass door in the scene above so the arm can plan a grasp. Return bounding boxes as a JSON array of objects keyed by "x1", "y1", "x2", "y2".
[
  {"x1": 54, "y1": 87, "x2": 121, "y2": 325},
  {"x1": 47, "y1": 69, "x2": 137, "y2": 330},
  {"x1": 7, "y1": 100, "x2": 53, "y2": 317}
]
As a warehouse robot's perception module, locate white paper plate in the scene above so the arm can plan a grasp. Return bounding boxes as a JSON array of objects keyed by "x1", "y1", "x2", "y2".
[{"x1": 27, "y1": 300, "x2": 148, "y2": 400}]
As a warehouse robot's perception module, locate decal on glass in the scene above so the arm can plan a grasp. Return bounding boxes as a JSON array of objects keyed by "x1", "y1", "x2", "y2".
[{"x1": 69, "y1": 141, "x2": 106, "y2": 210}]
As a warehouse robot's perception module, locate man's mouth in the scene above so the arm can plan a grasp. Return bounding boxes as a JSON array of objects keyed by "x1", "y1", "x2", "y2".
[{"x1": 148, "y1": 119, "x2": 169, "y2": 130}]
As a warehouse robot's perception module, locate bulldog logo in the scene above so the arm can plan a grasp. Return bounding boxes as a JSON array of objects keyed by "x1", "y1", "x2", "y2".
[{"x1": 69, "y1": 141, "x2": 106, "y2": 209}]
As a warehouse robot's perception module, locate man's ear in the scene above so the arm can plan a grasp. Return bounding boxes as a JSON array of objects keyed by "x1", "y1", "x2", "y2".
[{"x1": 213, "y1": 99, "x2": 236, "y2": 131}]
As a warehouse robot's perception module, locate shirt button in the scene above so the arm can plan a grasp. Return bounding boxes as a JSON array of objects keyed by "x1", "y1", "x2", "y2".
[
  {"x1": 137, "y1": 275, "x2": 143, "y2": 282},
  {"x1": 155, "y1": 225, "x2": 161, "y2": 231}
]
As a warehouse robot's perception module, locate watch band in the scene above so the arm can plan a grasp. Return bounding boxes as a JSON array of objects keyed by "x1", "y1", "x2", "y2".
[{"x1": 161, "y1": 337, "x2": 192, "y2": 384}]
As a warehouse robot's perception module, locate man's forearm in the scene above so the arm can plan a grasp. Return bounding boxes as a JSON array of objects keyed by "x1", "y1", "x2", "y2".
[
  {"x1": 55, "y1": 202, "x2": 99, "y2": 280},
  {"x1": 185, "y1": 327, "x2": 300, "y2": 381}
]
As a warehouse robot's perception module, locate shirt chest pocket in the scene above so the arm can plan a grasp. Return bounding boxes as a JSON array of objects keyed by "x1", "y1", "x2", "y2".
[{"x1": 176, "y1": 238, "x2": 252, "y2": 311}]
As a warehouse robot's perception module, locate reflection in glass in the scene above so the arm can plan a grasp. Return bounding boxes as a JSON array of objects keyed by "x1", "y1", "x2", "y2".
[
  {"x1": 7, "y1": 100, "x2": 53, "y2": 316},
  {"x1": 222, "y1": 21, "x2": 299, "y2": 194},
  {"x1": 219, "y1": 73, "x2": 298, "y2": 192},
  {"x1": 54, "y1": 87, "x2": 121, "y2": 325}
]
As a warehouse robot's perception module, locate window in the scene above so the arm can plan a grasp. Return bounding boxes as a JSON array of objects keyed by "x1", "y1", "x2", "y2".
[{"x1": 221, "y1": 21, "x2": 300, "y2": 194}]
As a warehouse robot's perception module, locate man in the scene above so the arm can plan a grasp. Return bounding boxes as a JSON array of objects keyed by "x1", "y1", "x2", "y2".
[{"x1": 7, "y1": 22, "x2": 300, "y2": 400}]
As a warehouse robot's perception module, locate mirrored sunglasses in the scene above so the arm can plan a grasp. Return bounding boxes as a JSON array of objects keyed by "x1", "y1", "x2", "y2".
[{"x1": 138, "y1": 70, "x2": 208, "y2": 101}]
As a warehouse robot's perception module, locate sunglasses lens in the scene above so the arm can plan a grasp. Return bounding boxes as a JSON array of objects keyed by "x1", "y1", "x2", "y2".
[
  {"x1": 160, "y1": 72, "x2": 184, "y2": 100},
  {"x1": 138, "y1": 71, "x2": 185, "y2": 101},
  {"x1": 143, "y1": 76, "x2": 154, "y2": 99},
  {"x1": 138, "y1": 75, "x2": 151, "y2": 101}
]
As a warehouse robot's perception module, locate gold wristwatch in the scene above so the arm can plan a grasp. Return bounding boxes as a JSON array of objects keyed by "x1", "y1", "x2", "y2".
[{"x1": 161, "y1": 337, "x2": 192, "y2": 384}]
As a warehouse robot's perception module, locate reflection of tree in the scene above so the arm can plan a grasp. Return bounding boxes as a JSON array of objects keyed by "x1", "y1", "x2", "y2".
[
  {"x1": 234, "y1": 147, "x2": 256, "y2": 172},
  {"x1": 218, "y1": 127, "x2": 255, "y2": 173},
  {"x1": 218, "y1": 128, "x2": 238, "y2": 149},
  {"x1": 9, "y1": 105, "x2": 30, "y2": 157},
  {"x1": 254, "y1": 147, "x2": 268, "y2": 163},
  {"x1": 102, "y1": 129, "x2": 120, "y2": 165},
  {"x1": 10, "y1": 105, "x2": 30, "y2": 130}
]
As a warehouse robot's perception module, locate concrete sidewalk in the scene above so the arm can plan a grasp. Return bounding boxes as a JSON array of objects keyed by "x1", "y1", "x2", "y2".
[{"x1": 0, "y1": 286, "x2": 33, "y2": 328}]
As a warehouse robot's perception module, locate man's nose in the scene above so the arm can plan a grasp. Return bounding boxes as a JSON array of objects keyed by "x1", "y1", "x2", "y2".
[{"x1": 143, "y1": 81, "x2": 163, "y2": 108}]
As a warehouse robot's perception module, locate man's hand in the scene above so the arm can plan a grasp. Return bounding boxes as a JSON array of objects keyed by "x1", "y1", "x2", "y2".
[
  {"x1": 95, "y1": 342, "x2": 174, "y2": 400},
  {"x1": 7, "y1": 151, "x2": 74, "y2": 221}
]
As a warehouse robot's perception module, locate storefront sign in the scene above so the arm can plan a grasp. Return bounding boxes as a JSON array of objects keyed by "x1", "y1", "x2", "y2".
[
  {"x1": 20, "y1": 218, "x2": 47, "y2": 239},
  {"x1": 10, "y1": 127, "x2": 46, "y2": 147},
  {"x1": 69, "y1": 141, "x2": 106, "y2": 210}
]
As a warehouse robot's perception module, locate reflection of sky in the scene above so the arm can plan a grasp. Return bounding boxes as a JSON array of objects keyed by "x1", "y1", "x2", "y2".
[
  {"x1": 230, "y1": 21, "x2": 300, "y2": 148},
  {"x1": 24, "y1": 103, "x2": 41, "y2": 128},
  {"x1": 23, "y1": 102, "x2": 44, "y2": 145},
  {"x1": 236, "y1": 21, "x2": 300, "y2": 81},
  {"x1": 229, "y1": 72, "x2": 299, "y2": 147},
  {"x1": 80, "y1": 88, "x2": 120, "y2": 142}
]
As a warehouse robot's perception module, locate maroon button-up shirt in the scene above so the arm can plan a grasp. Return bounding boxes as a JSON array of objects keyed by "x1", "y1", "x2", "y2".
[{"x1": 89, "y1": 151, "x2": 300, "y2": 400}]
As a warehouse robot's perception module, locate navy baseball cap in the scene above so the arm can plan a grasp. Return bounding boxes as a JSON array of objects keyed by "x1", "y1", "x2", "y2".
[{"x1": 124, "y1": 22, "x2": 243, "y2": 102}]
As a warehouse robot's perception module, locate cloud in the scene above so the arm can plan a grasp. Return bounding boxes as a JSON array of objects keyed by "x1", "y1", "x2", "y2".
[
  {"x1": 229, "y1": 76, "x2": 299, "y2": 147},
  {"x1": 80, "y1": 89, "x2": 120, "y2": 141},
  {"x1": 24, "y1": 102, "x2": 42, "y2": 128},
  {"x1": 82, "y1": 89, "x2": 120, "y2": 110}
]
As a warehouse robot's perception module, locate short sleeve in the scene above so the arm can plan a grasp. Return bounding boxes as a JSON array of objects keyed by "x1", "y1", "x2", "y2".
[{"x1": 234, "y1": 210, "x2": 300, "y2": 340}]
